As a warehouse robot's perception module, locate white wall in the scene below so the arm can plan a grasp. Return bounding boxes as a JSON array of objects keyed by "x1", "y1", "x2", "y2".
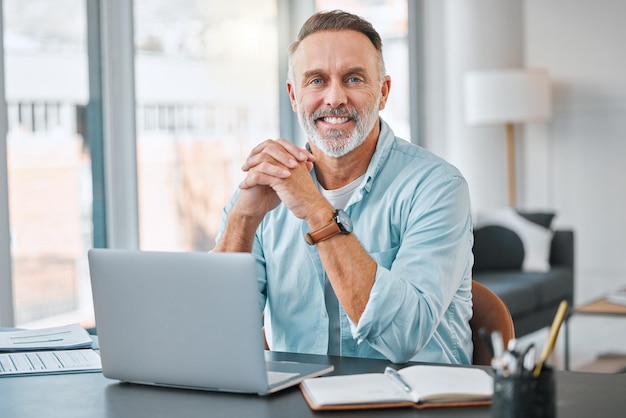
[
  {"x1": 524, "y1": 0, "x2": 626, "y2": 369},
  {"x1": 422, "y1": 0, "x2": 525, "y2": 211},
  {"x1": 524, "y1": 0, "x2": 626, "y2": 301},
  {"x1": 423, "y1": 0, "x2": 626, "y2": 369},
  {"x1": 424, "y1": 0, "x2": 626, "y2": 299}
]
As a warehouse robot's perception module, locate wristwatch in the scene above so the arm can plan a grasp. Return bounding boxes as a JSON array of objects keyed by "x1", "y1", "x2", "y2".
[{"x1": 305, "y1": 209, "x2": 353, "y2": 245}]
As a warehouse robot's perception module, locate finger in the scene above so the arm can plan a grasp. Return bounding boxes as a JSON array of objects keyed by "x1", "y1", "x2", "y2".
[
  {"x1": 247, "y1": 139, "x2": 275, "y2": 157},
  {"x1": 243, "y1": 151, "x2": 296, "y2": 176},
  {"x1": 239, "y1": 172, "x2": 279, "y2": 190},
  {"x1": 239, "y1": 162, "x2": 291, "y2": 189},
  {"x1": 274, "y1": 138, "x2": 315, "y2": 162},
  {"x1": 243, "y1": 153, "x2": 294, "y2": 172},
  {"x1": 243, "y1": 141, "x2": 301, "y2": 171}
]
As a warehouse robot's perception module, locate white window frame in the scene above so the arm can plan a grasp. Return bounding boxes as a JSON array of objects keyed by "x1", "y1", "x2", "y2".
[
  {"x1": 98, "y1": 0, "x2": 140, "y2": 250},
  {"x1": 0, "y1": 1, "x2": 15, "y2": 326}
]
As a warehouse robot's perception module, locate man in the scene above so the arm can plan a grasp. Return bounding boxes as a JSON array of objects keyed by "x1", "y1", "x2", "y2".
[{"x1": 215, "y1": 10, "x2": 473, "y2": 364}]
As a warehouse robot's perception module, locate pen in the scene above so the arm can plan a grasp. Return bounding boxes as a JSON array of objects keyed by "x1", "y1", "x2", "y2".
[
  {"x1": 490, "y1": 330, "x2": 504, "y2": 359},
  {"x1": 384, "y1": 367, "x2": 412, "y2": 393},
  {"x1": 533, "y1": 300, "x2": 569, "y2": 377},
  {"x1": 13, "y1": 339, "x2": 64, "y2": 345},
  {"x1": 507, "y1": 338, "x2": 517, "y2": 352},
  {"x1": 490, "y1": 331, "x2": 507, "y2": 374}
]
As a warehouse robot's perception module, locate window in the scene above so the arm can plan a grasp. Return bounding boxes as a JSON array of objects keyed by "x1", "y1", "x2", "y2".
[
  {"x1": 133, "y1": 0, "x2": 279, "y2": 251},
  {"x1": 0, "y1": 0, "x2": 413, "y2": 327},
  {"x1": 2, "y1": 0, "x2": 94, "y2": 327}
]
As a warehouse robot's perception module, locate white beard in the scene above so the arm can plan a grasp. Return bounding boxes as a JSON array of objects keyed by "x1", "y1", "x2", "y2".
[{"x1": 298, "y1": 94, "x2": 381, "y2": 158}]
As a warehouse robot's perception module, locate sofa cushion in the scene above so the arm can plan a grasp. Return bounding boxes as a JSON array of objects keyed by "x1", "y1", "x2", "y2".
[
  {"x1": 473, "y1": 266, "x2": 573, "y2": 321},
  {"x1": 472, "y1": 272, "x2": 539, "y2": 318},
  {"x1": 517, "y1": 211, "x2": 555, "y2": 229},
  {"x1": 521, "y1": 266, "x2": 574, "y2": 306},
  {"x1": 473, "y1": 226, "x2": 524, "y2": 270},
  {"x1": 473, "y1": 207, "x2": 554, "y2": 272}
]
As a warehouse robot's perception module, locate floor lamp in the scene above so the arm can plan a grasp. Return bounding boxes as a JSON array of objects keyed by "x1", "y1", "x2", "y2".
[{"x1": 465, "y1": 69, "x2": 551, "y2": 206}]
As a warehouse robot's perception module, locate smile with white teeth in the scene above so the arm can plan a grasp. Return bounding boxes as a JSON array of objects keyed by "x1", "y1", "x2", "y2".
[{"x1": 320, "y1": 117, "x2": 350, "y2": 124}]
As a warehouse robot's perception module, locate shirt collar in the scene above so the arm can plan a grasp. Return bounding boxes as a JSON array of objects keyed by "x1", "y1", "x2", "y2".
[
  {"x1": 361, "y1": 117, "x2": 395, "y2": 194},
  {"x1": 305, "y1": 117, "x2": 396, "y2": 199}
]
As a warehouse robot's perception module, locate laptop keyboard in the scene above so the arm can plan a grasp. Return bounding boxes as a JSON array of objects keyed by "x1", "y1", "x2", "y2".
[{"x1": 267, "y1": 371, "x2": 299, "y2": 386}]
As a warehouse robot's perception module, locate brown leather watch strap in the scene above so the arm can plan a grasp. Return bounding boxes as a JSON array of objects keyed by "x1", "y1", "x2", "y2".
[{"x1": 305, "y1": 219, "x2": 342, "y2": 245}]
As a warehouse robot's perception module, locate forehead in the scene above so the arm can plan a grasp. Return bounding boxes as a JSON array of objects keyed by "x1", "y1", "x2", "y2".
[{"x1": 291, "y1": 29, "x2": 379, "y2": 78}]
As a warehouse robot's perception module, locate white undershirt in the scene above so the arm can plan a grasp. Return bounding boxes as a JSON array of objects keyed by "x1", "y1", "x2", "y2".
[
  {"x1": 319, "y1": 174, "x2": 365, "y2": 210},
  {"x1": 318, "y1": 174, "x2": 364, "y2": 355}
]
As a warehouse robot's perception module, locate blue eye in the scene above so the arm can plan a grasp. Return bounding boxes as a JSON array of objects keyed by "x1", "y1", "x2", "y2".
[
  {"x1": 311, "y1": 78, "x2": 323, "y2": 85},
  {"x1": 347, "y1": 77, "x2": 361, "y2": 83}
]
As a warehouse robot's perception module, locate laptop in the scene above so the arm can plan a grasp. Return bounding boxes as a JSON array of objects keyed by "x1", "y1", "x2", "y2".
[{"x1": 88, "y1": 249, "x2": 333, "y2": 395}]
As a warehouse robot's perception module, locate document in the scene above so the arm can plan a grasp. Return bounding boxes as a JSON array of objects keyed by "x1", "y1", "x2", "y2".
[
  {"x1": 0, "y1": 323, "x2": 93, "y2": 351},
  {"x1": 300, "y1": 364, "x2": 493, "y2": 411},
  {"x1": 0, "y1": 349, "x2": 101, "y2": 376}
]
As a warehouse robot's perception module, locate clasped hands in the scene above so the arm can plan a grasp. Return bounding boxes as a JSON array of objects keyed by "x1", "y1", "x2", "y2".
[{"x1": 235, "y1": 139, "x2": 324, "y2": 222}]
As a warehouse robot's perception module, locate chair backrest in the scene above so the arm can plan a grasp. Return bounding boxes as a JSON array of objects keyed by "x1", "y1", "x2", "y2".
[{"x1": 470, "y1": 281, "x2": 515, "y2": 365}]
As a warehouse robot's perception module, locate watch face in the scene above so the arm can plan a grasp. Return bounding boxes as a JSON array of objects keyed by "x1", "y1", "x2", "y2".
[{"x1": 335, "y1": 209, "x2": 353, "y2": 233}]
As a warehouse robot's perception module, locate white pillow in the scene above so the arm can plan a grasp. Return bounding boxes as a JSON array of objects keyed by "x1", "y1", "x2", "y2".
[{"x1": 474, "y1": 207, "x2": 553, "y2": 273}]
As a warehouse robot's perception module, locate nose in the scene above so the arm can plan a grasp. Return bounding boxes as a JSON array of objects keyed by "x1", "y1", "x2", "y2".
[{"x1": 324, "y1": 80, "x2": 348, "y2": 108}]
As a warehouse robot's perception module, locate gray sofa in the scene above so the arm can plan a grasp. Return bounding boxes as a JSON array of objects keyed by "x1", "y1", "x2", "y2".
[{"x1": 471, "y1": 213, "x2": 575, "y2": 338}]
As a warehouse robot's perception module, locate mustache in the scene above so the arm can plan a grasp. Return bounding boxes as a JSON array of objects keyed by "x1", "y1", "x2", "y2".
[{"x1": 311, "y1": 106, "x2": 360, "y2": 121}]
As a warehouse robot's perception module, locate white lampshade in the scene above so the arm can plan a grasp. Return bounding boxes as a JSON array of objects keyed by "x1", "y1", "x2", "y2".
[{"x1": 465, "y1": 69, "x2": 551, "y2": 125}]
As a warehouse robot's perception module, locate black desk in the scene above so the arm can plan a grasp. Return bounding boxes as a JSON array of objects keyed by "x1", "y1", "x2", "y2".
[{"x1": 2, "y1": 350, "x2": 625, "y2": 418}]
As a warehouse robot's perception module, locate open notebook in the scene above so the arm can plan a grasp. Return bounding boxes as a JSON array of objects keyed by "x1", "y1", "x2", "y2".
[{"x1": 88, "y1": 249, "x2": 333, "y2": 395}]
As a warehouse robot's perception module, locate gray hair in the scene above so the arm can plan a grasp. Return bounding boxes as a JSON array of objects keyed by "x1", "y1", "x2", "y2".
[{"x1": 287, "y1": 10, "x2": 386, "y2": 83}]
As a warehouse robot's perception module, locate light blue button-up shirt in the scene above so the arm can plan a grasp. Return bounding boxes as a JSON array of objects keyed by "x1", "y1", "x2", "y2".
[{"x1": 218, "y1": 119, "x2": 474, "y2": 364}]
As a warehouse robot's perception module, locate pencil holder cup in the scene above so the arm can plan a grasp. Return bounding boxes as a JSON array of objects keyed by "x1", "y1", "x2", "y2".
[{"x1": 491, "y1": 366, "x2": 556, "y2": 418}]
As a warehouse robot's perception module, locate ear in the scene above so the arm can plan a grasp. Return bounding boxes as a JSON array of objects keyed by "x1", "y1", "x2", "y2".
[
  {"x1": 286, "y1": 81, "x2": 298, "y2": 113},
  {"x1": 378, "y1": 75, "x2": 391, "y2": 111}
]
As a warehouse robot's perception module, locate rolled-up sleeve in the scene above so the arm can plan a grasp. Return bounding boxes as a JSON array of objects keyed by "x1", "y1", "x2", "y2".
[{"x1": 351, "y1": 175, "x2": 473, "y2": 364}]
